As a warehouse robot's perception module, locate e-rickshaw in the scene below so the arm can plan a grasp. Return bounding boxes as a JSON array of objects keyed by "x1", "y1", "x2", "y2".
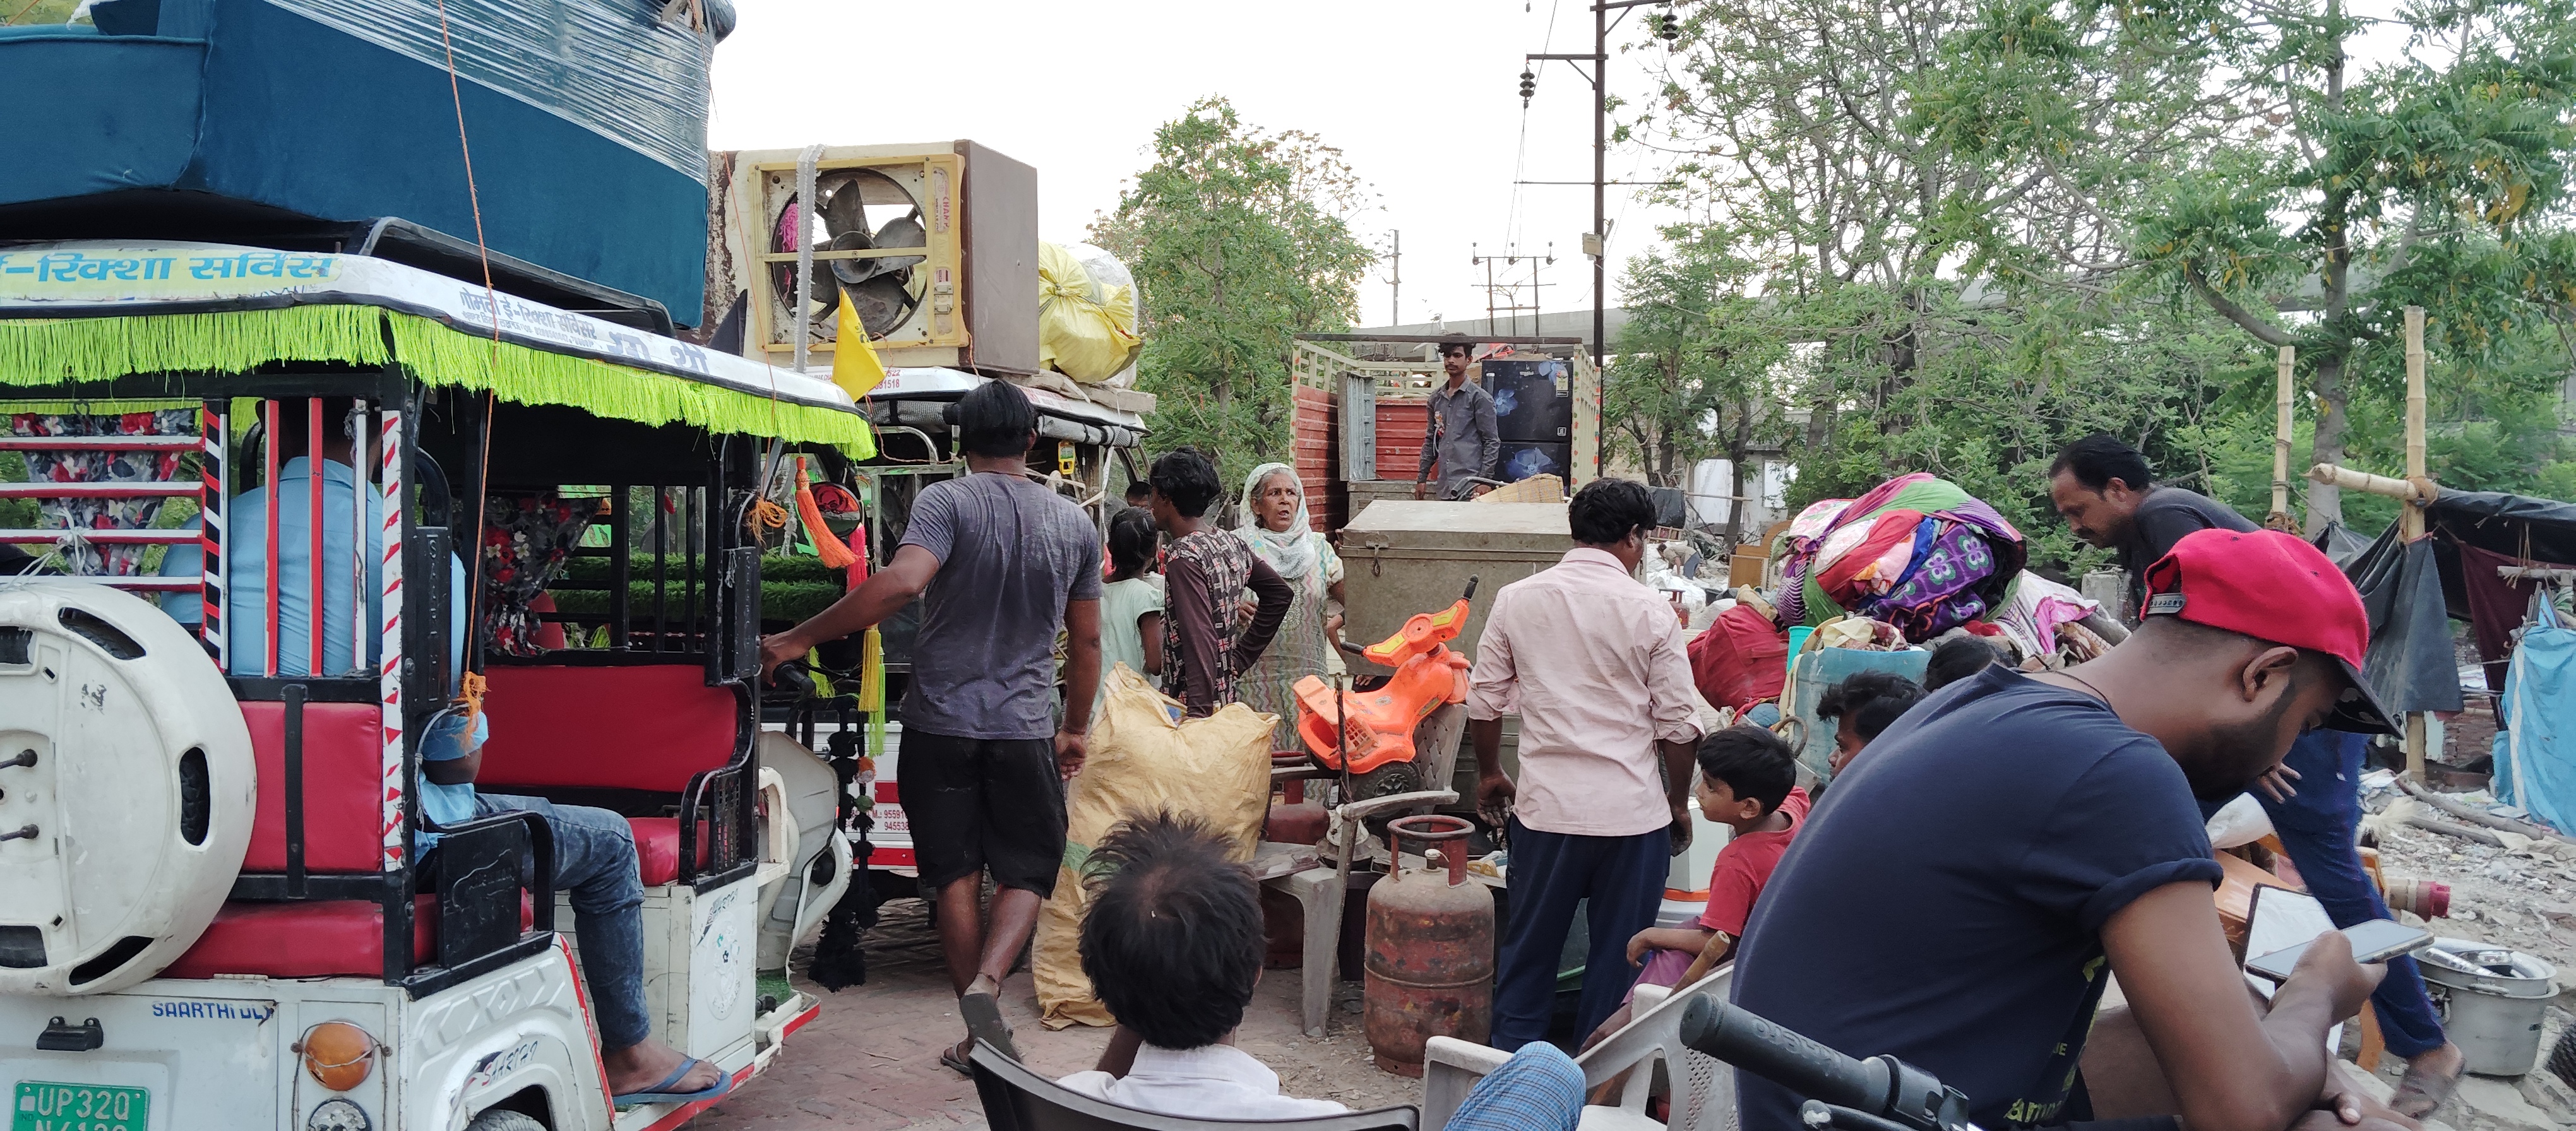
[{"x1": 0, "y1": 239, "x2": 873, "y2": 1130}]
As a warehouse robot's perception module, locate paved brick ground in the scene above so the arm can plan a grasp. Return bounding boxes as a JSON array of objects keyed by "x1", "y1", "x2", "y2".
[{"x1": 692, "y1": 897, "x2": 1421, "y2": 1130}]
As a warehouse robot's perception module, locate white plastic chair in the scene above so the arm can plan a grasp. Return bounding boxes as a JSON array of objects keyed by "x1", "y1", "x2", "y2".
[{"x1": 1421, "y1": 966, "x2": 1738, "y2": 1131}]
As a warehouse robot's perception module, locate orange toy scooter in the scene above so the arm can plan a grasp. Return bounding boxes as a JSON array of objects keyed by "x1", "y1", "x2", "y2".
[{"x1": 1293, "y1": 577, "x2": 1479, "y2": 798}]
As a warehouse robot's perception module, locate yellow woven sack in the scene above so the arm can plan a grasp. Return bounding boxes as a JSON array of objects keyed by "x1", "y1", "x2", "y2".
[
  {"x1": 1032, "y1": 665, "x2": 1274, "y2": 1027},
  {"x1": 1037, "y1": 242, "x2": 1143, "y2": 383}
]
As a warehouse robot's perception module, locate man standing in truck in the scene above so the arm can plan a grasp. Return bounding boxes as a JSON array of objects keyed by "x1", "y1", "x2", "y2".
[{"x1": 1415, "y1": 340, "x2": 1500, "y2": 500}]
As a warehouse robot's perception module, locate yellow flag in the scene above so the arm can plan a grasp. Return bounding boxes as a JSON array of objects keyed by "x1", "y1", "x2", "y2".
[{"x1": 832, "y1": 292, "x2": 888, "y2": 400}]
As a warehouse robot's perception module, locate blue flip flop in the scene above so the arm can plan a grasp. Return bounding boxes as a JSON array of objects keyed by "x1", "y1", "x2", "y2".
[{"x1": 613, "y1": 1057, "x2": 734, "y2": 1106}]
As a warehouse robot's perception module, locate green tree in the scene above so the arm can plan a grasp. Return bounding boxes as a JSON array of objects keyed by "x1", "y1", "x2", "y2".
[
  {"x1": 1912, "y1": 0, "x2": 2576, "y2": 528},
  {"x1": 1088, "y1": 98, "x2": 1375, "y2": 487},
  {"x1": 1606, "y1": 225, "x2": 1792, "y2": 543}
]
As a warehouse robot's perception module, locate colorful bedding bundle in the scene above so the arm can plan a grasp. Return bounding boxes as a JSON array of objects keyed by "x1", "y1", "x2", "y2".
[{"x1": 1772, "y1": 473, "x2": 2026, "y2": 639}]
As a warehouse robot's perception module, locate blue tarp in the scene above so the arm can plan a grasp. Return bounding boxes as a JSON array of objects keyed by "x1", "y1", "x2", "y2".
[
  {"x1": 2496, "y1": 600, "x2": 2576, "y2": 832},
  {"x1": 0, "y1": 0, "x2": 723, "y2": 323}
]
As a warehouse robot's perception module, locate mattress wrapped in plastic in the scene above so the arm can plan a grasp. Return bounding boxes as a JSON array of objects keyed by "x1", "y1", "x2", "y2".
[
  {"x1": 265, "y1": 0, "x2": 727, "y2": 178},
  {"x1": 0, "y1": 0, "x2": 733, "y2": 322}
]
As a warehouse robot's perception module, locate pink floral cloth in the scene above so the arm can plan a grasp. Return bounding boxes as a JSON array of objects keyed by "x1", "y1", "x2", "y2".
[
  {"x1": 479, "y1": 494, "x2": 595, "y2": 656},
  {"x1": 8, "y1": 410, "x2": 194, "y2": 576}
]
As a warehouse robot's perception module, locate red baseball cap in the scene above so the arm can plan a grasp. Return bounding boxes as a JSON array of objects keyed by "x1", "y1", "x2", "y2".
[{"x1": 2141, "y1": 528, "x2": 2397, "y2": 735}]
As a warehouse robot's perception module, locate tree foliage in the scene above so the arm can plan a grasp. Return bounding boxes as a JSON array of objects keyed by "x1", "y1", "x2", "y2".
[
  {"x1": 1912, "y1": 0, "x2": 2576, "y2": 528},
  {"x1": 1604, "y1": 225, "x2": 1792, "y2": 543},
  {"x1": 1089, "y1": 98, "x2": 1376, "y2": 487},
  {"x1": 1605, "y1": 0, "x2": 2576, "y2": 567}
]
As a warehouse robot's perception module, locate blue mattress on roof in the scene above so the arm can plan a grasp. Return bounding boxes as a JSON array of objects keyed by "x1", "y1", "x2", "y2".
[{"x1": 0, "y1": 0, "x2": 730, "y2": 324}]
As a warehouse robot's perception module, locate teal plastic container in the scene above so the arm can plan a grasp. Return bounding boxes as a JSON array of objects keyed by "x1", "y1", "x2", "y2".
[{"x1": 1784, "y1": 647, "x2": 1931, "y2": 780}]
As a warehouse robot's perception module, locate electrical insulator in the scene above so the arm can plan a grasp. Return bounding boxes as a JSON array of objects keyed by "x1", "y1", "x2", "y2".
[
  {"x1": 1517, "y1": 69, "x2": 1536, "y2": 102},
  {"x1": 1658, "y1": 13, "x2": 1681, "y2": 40}
]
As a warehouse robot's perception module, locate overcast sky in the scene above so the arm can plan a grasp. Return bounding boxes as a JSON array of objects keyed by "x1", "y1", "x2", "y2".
[
  {"x1": 708, "y1": 0, "x2": 1690, "y2": 330},
  {"x1": 708, "y1": 2, "x2": 2421, "y2": 333}
]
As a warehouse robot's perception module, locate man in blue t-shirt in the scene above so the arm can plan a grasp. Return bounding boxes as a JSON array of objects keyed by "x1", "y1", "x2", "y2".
[{"x1": 1733, "y1": 530, "x2": 2408, "y2": 1131}]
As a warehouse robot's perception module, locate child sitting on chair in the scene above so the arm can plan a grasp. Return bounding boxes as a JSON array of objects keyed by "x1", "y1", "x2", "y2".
[
  {"x1": 1060, "y1": 814, "x2": 1592, "y2": 1130},
  {"x1": 1581, "y1": 725, "x2": 1808, "y2": 1050}
]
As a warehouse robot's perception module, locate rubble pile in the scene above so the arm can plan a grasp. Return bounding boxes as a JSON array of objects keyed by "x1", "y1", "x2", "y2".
[{"x1": 2359, "y1": 782, "x2": 2576, "y2": 1130}]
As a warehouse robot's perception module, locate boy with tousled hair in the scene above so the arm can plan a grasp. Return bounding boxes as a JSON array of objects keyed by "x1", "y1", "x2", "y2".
[{"x1": 1063, "y1": 814, "x2": 1591, "y2": 1131}]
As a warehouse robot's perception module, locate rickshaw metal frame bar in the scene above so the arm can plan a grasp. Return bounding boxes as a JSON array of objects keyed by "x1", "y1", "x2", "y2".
[
  {"x1": 198, "y1": 400, "x2": 225, "y2": 665},
  {"x1": 283, "y1": 682, "x2": 307, "y2": 896},
  {"x1": 609, "y1": 488, "x2": 631, "y2": 649},
  {"x1": 683, "y1": 485, "x2": 698, "y2": 644},
  {"x1": 379, "y1": 384, "x2": 412, "y2": 886},
  {"x1": 349, "y1": 400, "x2": 367, "y2": 678},
  {"x1": 307, "y1": 398, "x2": 324, "y2": 678},
  {"x1": 652, "y1": 486, "x2": 669, "y2": 651},
  {"x1": 263, "y1": 398, "x2": 280, "y2": 678}
]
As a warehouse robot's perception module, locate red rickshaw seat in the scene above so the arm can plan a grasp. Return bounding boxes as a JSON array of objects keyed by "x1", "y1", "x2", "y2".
[
  {"x1": 240, "y1": 701, "x2": 386, "y2": 875},
  {"x1": 474, "y1": 665, "x2": 737, "y2": 793},
  {"x1": 627, "y1": 817, "x2": 712, "y2": 887},
  {"x1": 164, "y1": 896, "x2": 540, "y2": 980}
]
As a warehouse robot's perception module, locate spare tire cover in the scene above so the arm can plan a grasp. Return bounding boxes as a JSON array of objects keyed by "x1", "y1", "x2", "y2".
[{"x1": 0, "y1": 581, "x2": 255, "y2": 995}]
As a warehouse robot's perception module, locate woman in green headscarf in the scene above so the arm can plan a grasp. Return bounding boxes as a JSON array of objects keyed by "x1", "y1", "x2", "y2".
[{"x1": 1230, "y1": 463, "x2": 1346, "y2": 751}]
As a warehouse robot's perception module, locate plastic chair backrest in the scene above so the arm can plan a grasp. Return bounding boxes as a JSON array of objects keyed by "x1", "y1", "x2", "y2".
[
  {"x1": 1419, "y1": 966, "x2": 1738, "y2": 1131},
  {"x1": 1589, "y1": 968, "x2": 1739, "y2": 1131},
  {"x1": 969, "y1": 1043, "x2": 1419, "y2": 1131}
]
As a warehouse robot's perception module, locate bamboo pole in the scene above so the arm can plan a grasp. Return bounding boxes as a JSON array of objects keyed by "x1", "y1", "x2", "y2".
[
  {"x1": 2270, "y1": 346, "x2": 2296, "y2": 529},
  {"x1": 2404, "y1": 305, "x2": 2428, "y2": 783},
  {"x1": 2305, "y1": 463, "x2": 2433, "y2": 502},
  {"x1": 2405, "y1": 307, "x2": 2428, "y2": 540}
]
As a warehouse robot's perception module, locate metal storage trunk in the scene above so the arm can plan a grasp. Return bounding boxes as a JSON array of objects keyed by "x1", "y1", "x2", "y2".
[{"x1": 1339, "y1": 501, "x2": 1570, "y2": 664}]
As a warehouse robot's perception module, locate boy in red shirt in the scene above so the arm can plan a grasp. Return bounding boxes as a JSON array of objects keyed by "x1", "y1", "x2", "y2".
[{"x1": 1582, "y1": 725, "x2": 1808, "y2": 1047}]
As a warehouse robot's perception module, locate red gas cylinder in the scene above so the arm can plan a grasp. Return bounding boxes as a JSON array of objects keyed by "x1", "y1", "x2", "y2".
[
  {"x1": 1266, "y1": 774, "x2": 1328, "y2": 846},
  {"x1": 1364, "y1": 814, "x2": 1494, "y2": 1077}
]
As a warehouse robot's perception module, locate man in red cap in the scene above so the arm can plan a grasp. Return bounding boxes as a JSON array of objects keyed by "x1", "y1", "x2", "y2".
[{"x1": 1731, "y1": 528, "x2": 2412, "y2": 1131}]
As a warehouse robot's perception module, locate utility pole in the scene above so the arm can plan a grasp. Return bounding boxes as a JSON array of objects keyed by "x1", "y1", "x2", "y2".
[
  {"x1": 1529, "y1": 0, "x2": 1674, "y2": 472},
  {"x1": 1470, "y1": 243, "x2": 1554, "y2": 337},
  {"x1": 1391, "y1": 231, "x2": 1402, "y2": 326}
]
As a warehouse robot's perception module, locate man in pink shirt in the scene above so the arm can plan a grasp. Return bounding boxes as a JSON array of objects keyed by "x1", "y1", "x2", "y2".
[{"x1": 1469, "y1": 478, "x2": 1707, "y2": 1050}]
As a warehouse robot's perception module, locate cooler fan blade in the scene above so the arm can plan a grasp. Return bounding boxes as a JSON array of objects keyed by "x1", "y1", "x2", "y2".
[
  {"x1": 838, "y1": 275, "x2": 912, "y2": 338},
  {"x1": 871, "y1": 212, "x2": 927, "y2": 274}
]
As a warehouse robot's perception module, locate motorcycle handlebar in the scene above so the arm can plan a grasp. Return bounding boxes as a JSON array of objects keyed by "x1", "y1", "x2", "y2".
[
  {"x1": 1678, "y1": 995, "x2": 1973, "y2": 1131},
  {"x1": 1679, "y1": 995, "x2": 1885, "y2": 1115}
]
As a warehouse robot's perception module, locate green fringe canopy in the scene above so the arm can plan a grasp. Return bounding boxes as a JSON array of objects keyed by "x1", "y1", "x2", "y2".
[{"x1": 0, "y1": 306, "x2": 876, "y2": 456}]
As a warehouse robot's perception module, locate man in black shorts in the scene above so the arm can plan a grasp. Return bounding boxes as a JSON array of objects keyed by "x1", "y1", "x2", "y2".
[
  {"x1": 761, "y1": 380, "x2": 1102, "y2": 1074},
  {"x1": 1733, "y1": 529, "x2": 2410, "y2": 1131}
]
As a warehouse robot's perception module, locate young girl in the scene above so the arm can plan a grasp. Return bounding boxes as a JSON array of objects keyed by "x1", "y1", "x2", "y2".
[{"x1": 1097, "y1": 506, "x2": 1166, "y2": 713}]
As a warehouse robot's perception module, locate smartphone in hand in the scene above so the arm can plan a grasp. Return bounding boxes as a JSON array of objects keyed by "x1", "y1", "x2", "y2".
[{"x1": 2246, "y1": 918, "x2": 2435, "y2": 982}]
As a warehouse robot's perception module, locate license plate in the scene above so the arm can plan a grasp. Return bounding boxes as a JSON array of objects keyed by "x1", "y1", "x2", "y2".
[{"x1": 13, "y1": 1082, "x2": 147, "y2": 1131}]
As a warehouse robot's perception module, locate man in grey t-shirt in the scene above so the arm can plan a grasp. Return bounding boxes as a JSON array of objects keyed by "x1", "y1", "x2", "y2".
[
  {"x1": 2048, "y1": 432, "x2": 2258, "y2": 612},
  {"x1": 762, "y1": 379, "x2": 1101, "y2": 1074}
]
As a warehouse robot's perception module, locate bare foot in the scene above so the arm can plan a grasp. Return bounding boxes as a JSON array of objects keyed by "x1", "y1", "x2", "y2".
[
  {"x1": 603, "y1": 1037, "x2": 721, "y2": 1098},
  {"x1": 2391, "y1": 1042, "x2": 2465, "y2": 1119}
]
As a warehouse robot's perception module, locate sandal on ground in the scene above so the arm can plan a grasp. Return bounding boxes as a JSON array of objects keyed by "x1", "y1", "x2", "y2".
[
  {"x1": 613, "y1": 1057, "x2": 734, "y2": 1106},
  {"x1": 939, "y1": 1041, "x2": 975, "y2": 1077},
  {"x1": 960, "y1": 988, "x2": 1021, "y2": 1062},
  {"x1": 2391, "y1": 1057, "x2": 2464, "y2": 1118}
]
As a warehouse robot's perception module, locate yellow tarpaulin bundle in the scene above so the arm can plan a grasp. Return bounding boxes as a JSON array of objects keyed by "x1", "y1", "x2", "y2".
[
  {"x1": 1032, "y1": 666, "x2": 1274, "y2": 1028},
  {"x1": 1037, "y1": 242, "x2": 1143, "y2": 384}
]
